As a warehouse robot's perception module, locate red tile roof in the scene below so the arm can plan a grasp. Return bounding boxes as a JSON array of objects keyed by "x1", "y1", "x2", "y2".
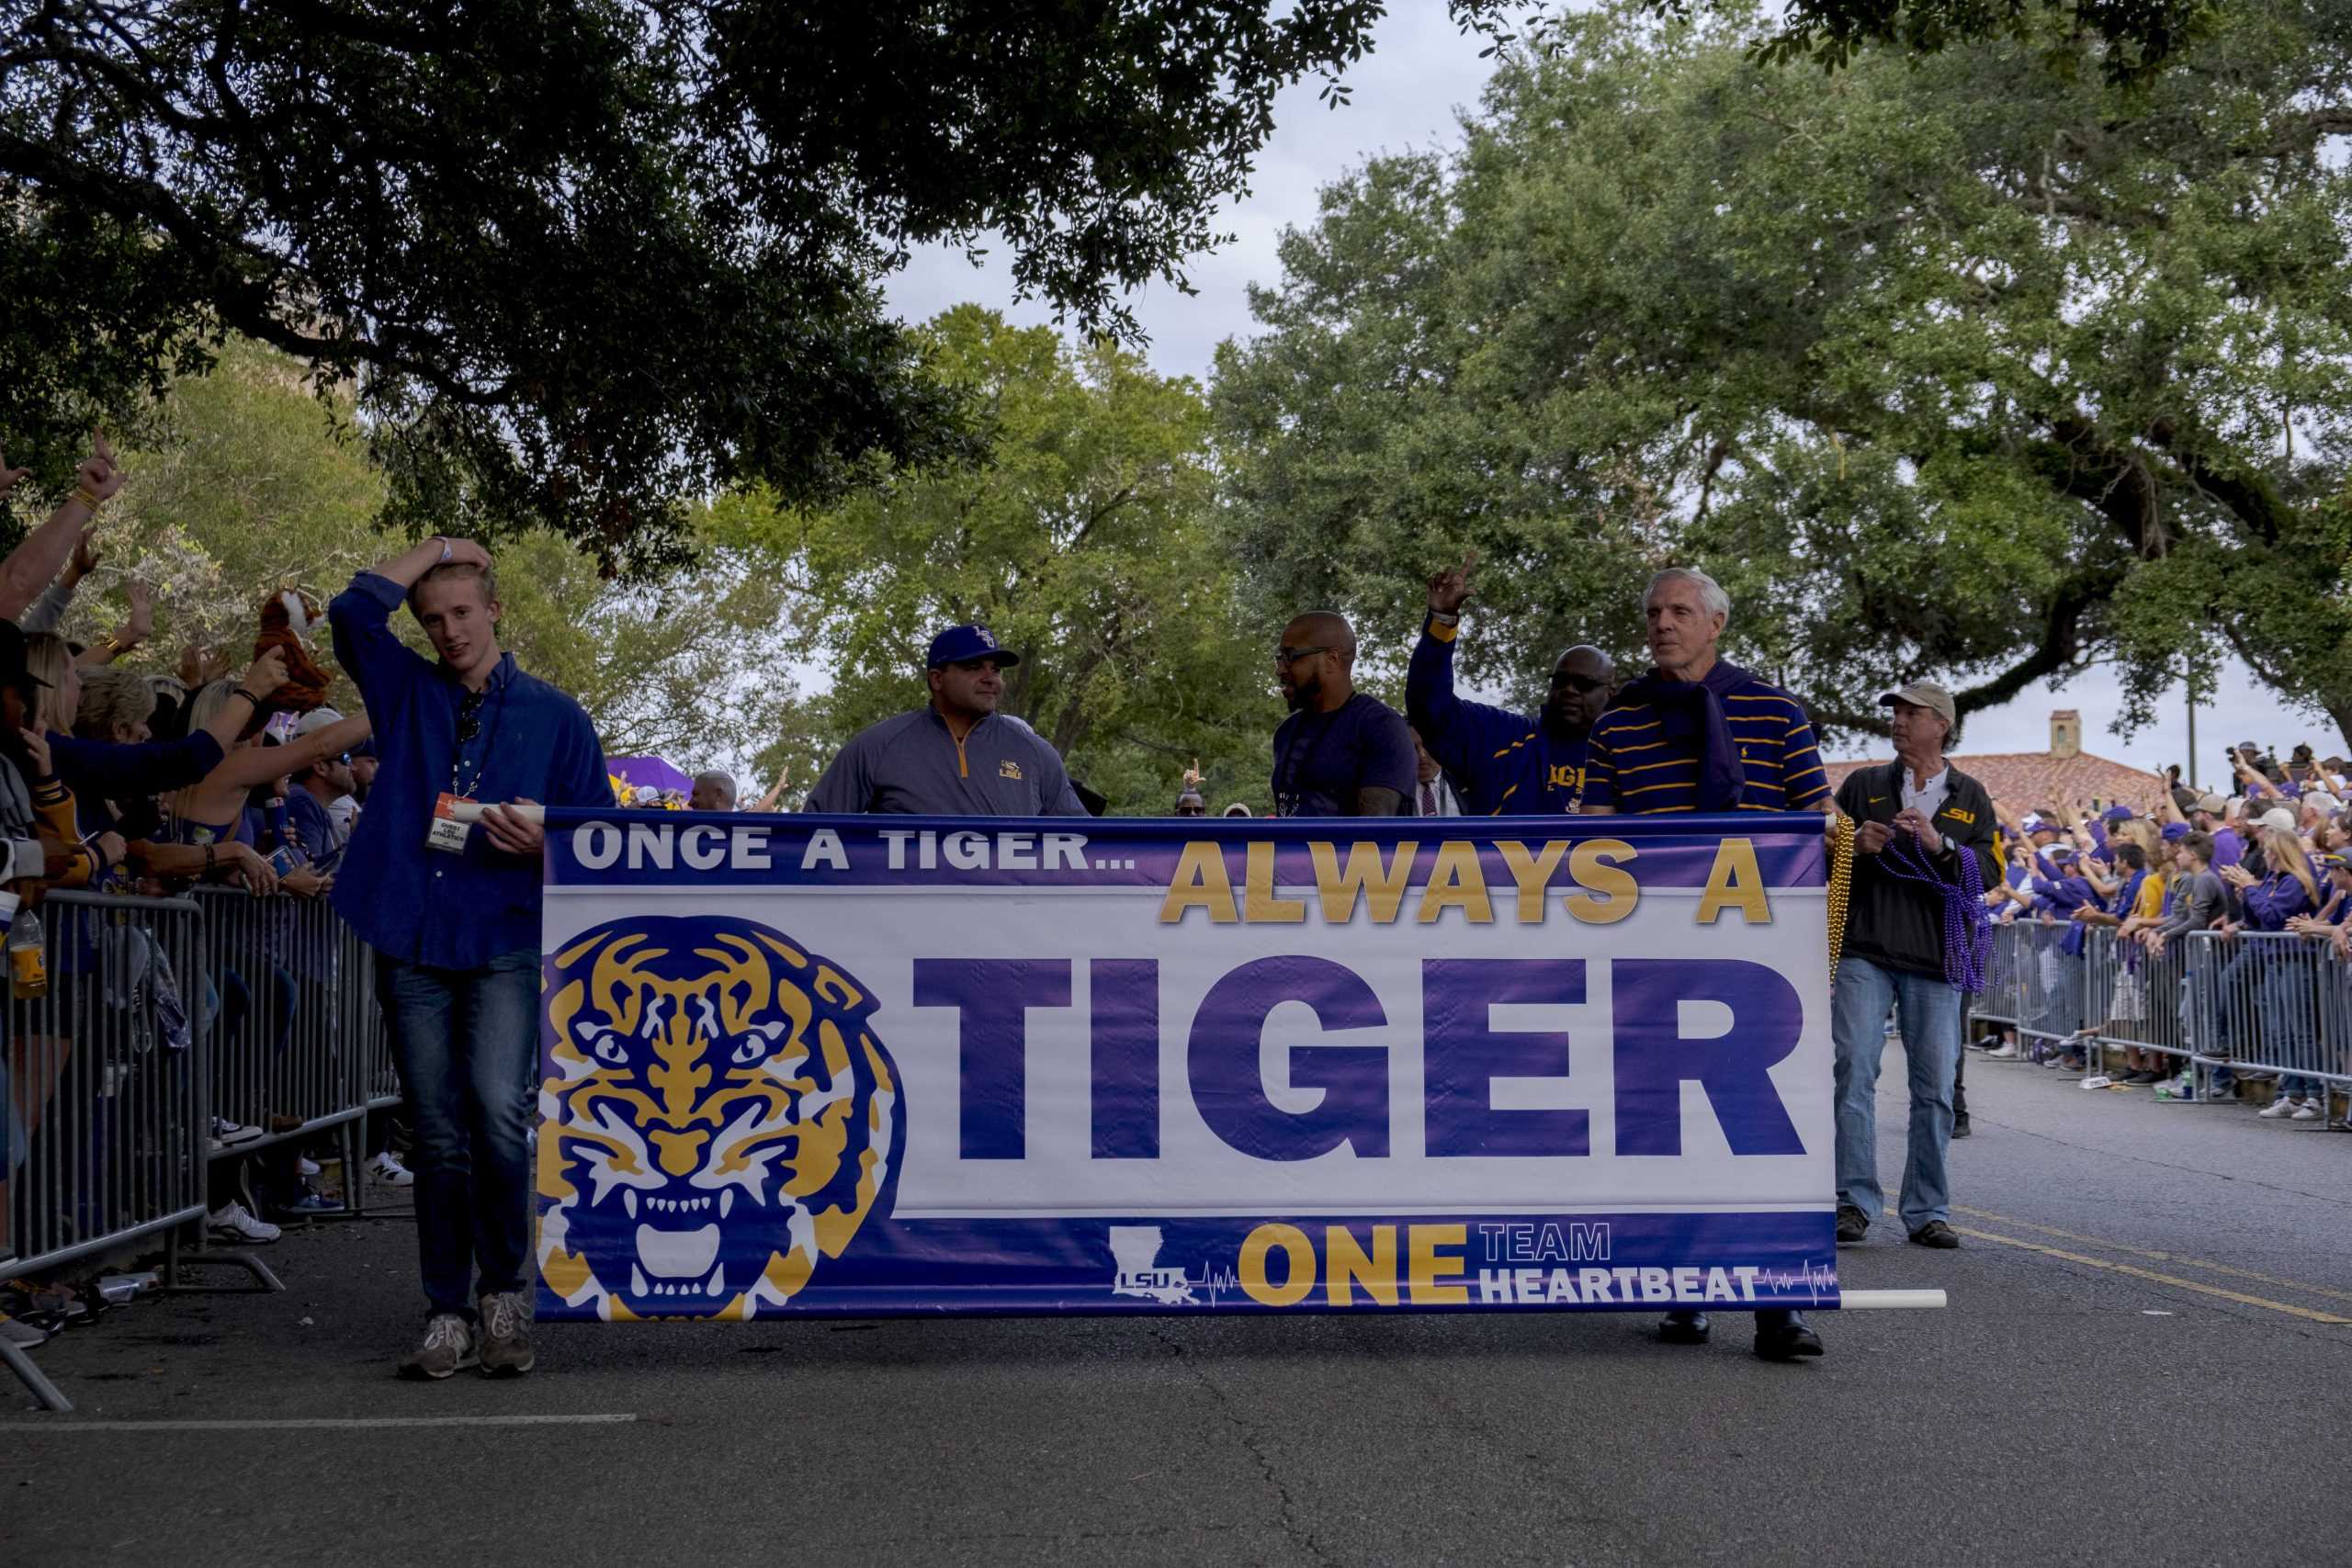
[{"x1": 1826, "y1": 750, "x2": 2167, "y2": 817}]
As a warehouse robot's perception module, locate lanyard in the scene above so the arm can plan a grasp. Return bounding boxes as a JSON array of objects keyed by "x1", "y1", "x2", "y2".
[{"x1": 450, "y1": 676, "x2": 512, "y2": 799}]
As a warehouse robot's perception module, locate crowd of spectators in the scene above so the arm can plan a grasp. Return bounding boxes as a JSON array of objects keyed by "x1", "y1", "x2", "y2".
[
  {"x1": 0, "y1": 436, "x2": 395, "y2": 1346},
  {"x1": 1971, "y1": 748, "x2": 2352, "y2": 1123}
]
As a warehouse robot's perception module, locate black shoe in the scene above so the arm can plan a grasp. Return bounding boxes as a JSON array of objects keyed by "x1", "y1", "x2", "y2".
[
  {"x1": 1951, "y1": 1113, "x2": 1972, "y2": 1139},
  {"x1": 1836, "y1": 1203, "x2": 1869, "y2": 1246},
  {"x1": 1754, "y1": 1310, "x2": 1824, "y2": 1361},
  {"x1": 1657, "y1": 1310, "x2": 1711, "y2": 1345},
  {"x1": 1908, "y1": 1220, "x2": 1961, "y2": 1249}
]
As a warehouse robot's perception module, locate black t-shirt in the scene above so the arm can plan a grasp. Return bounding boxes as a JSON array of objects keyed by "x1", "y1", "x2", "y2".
[{"x1": 1271, "y1": 693, "x2": 1417, "y2": 817}]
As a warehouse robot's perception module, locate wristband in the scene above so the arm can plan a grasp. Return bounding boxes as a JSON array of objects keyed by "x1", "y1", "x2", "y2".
[
  {"x1": 230, "y1": 688, "x2": 263, "y2": 706},
  {"x1": 71, "y1": 487, "x2": 103, "y2": 512},
  {"x1": 435, "y1": 536, "x2": 452, "y2": 564},
  {"x1": 1428, "y1": 611, "x2": 1460, "y2": 626}
]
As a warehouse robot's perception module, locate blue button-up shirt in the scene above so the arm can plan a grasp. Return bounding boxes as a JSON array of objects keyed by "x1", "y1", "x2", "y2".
[{"x1": 329, "y1": 571, "x2": 609, "y2": 969}]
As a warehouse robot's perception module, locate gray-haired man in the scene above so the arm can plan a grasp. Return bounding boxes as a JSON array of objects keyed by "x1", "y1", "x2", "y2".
[
  {"x1": 688, "y1": 771, "x2": 738, "y2": 812},
  {"x1": 1830, "y1": 680, "x2": 1998, "y2": 1252}
]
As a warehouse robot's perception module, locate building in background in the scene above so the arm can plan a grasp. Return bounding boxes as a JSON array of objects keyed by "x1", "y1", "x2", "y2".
[{"x1": 1826, "y1": 711, "x2": 2164, "y2": 814}]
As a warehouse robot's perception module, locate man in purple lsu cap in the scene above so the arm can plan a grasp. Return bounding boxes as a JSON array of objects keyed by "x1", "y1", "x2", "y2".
[{"x1": 804, "y1": 624, "x2": 1087, "y2": 815}]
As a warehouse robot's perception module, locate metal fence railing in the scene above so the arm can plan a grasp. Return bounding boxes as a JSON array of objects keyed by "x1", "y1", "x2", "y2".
[
  {"x1": 191, "y1": 886, "x2": 374, "y2": 1157},
  {"x1": 4, "y1": 892, "x2": 211, "y2": 1411},
  {"x1": 4, "y1": 891, "x2": 208, "y2": 1280},
  {"x1": 2177, "y1": 930, "x2": 2352, "y2": 1097},
  {"x1": 1970, "y1": 919, "x2": 2352, "y2": 1103},
  {"x1": 2078, "y1": 928, "x2": 2193, "y2": 1066},
  {"x1": 5, "y1": 886, "x2": 396, "y2": 1413},
  {"x1": 1968, "y1": 920, "x2": 2073, "y2": 1042}
]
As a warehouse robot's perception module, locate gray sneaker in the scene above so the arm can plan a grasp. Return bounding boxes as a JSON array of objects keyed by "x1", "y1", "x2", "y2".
[
  {"x1": 399, "y1": 1313, "x2": 479, "y2": 1380},
  {"x1": 478, "y1": 1290, "x2": 537, "y2": 1377}
]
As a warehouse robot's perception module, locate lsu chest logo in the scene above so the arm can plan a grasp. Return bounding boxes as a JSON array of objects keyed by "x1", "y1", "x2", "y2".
[
  {"x1": 537, "y1": 915, "x2": 903, "y2": 1322},
  {"x1": 999, "y1": 759, "x2": 1023, "y2": 781}
]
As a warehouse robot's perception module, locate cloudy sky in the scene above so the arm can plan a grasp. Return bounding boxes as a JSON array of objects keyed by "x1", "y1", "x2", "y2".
[{"x1": 883, "y1": 8, "x2": 2326, "y2": 793}]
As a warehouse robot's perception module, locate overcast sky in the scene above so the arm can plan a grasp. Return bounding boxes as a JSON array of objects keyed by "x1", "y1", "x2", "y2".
[{"x1": 881, "y1": 7, "x2": 2328, "y2": 794}]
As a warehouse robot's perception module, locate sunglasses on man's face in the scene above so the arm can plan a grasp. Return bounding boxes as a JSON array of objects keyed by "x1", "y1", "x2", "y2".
[
  {"x1": 1273, "y1": 645, "x2": 1333, "y2": 668},
  {"x1": 1551, "y1": 672, "x2": 1608, "y2": 694}
]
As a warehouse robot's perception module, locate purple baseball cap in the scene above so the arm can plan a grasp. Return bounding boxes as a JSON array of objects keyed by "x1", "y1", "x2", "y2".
[{"x1": 925, "y1": 624, "x2": 1021, "y2": 669}]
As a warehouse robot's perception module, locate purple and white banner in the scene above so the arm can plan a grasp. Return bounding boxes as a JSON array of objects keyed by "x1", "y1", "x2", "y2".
[{"x1": 533, "y1": 812, "x2": 1839, "y2": 1321}]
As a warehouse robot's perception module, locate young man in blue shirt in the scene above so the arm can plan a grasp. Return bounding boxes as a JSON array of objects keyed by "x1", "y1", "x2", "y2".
[{"x1": 331, "y1": 536, "x2": 608, "y2": 1381}]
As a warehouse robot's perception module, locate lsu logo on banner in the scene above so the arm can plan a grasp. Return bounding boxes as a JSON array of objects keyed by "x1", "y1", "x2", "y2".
[{"x1": 535, "y1": 915, "x2": 905, "y2": 1321}]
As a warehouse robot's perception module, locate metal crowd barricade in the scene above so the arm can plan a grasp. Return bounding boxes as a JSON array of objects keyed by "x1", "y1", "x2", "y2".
[
  {"x1": 3, "y1": 892, "x2": 207, "y2": 1409},
  {"x1": 2075, "y1": 928, "x2": 2194, "y2": 1070},
  {"x1": 191, "y1": 886, "x2": 372, "y2": 1162},
  {"x1": 2172, "y1": 929, "x2": 2351, "y2": 1100},
  {"x1": 1969, "y1": 920, "x2": 2027, "y2": 1028}
]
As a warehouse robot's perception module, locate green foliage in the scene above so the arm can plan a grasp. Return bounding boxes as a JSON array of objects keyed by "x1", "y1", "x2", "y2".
[
  {"x1": 1702, "y1": 0, "x2": 2219, "y2": 83},
  {"x1": 51, "y1": 338, "x2": 801, "y2": 773},
  {"x1": 1216, "y1": 0, "x2": 2352, "y2": 748},
  {"x1": 3, "y1": 0, "x2": 1560, "y2": 569},
  {"x1": 725, "y1": 307, "x2": 1279, "y2": 814}
]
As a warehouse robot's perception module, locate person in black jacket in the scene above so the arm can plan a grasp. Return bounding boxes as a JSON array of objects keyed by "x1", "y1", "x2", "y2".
[{"x1": 1831, "y1": 680, "x2": 1999, "y2": 1251}]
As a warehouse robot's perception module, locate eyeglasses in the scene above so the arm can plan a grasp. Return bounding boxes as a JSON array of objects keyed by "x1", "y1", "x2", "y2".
[
  {"x1": 1273, "y1": 645, "x2": 1334, "y2": 667},
  {"x1": 1551, "y1": 673, "x2": 1609, "y2": 694},
  {"x1": 334, "y1": 752, "x2": 352, "y2": 766}
]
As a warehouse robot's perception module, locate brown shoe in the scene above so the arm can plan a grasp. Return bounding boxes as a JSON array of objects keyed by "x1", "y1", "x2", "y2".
[
  {"x1": 398, "y1": 1314, "x2": 478, "y2": 1380},
  {"x1": 477, "y1": 1291, "x2": 537, "y2": 1377}
]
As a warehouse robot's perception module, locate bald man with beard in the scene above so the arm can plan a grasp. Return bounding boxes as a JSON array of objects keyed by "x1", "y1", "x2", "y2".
[{"x1": 1271, "y1": 611, "x2": 1416, "y2": 817}]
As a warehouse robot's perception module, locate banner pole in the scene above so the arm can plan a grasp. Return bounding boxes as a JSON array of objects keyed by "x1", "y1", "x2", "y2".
[{"x1": 1837, "y1": 1289, "x2": 1948, "y2": 1310}]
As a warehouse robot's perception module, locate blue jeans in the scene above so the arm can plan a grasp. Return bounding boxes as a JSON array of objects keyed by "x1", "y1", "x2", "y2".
[
  {"x1": 1833, "y1": 954, "x2": 1962, "y2": 1233},
  {"x1": 379, "y1": 948, "x2": 541, "y2": 1319}
]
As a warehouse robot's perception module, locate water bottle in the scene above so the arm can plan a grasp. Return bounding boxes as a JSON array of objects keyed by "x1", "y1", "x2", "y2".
[{"x1": 11, "y1": 905, "x2": 48, "y2": 999}]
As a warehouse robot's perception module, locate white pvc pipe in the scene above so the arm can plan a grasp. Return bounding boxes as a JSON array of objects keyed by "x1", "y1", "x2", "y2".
[
  {"x1": 1838, "y1": 1289, "x2": 1948, "y2": 1310},
  {"x1": 445, "y1": 800, "x2": 545, "y2": 825}
]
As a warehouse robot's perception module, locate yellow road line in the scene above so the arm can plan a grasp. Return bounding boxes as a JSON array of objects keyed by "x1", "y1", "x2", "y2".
[
  {"x1": 1951, "y1": 1227, "x2": 2352, "y2": 1325},
  {"x1": 1952, "y1": 1204, "x2": 2352, "y2": 1307}
]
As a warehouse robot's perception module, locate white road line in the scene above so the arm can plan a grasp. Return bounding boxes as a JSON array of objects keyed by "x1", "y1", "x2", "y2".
[{"x1": 0, "y1": 1414, "x2": 640, "y2": 1433}]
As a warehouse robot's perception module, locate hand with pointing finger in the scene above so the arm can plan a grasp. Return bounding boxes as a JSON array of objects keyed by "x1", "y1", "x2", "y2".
[
  {"x1": 77, "y1": 429, "x2": 124, "y2": 505},
  {"x1": 1428, "y1": 549, "x2": 1478, "y2": 618}
]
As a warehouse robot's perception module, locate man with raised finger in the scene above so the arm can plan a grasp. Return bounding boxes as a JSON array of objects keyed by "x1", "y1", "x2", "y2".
[
  {"x1": 331, "y1": 536, "x2": 610, "y2": 1382},
  {"x1": 1408, "y1": 551, "x2": 1614, "y2": 814}
]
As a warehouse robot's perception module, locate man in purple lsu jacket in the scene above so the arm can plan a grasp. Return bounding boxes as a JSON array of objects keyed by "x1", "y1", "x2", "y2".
[{"x1": 1408, "y1": 552, "x2": 1615, "y2": 814}]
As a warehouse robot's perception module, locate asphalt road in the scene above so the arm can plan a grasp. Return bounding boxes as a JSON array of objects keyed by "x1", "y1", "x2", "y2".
[{"x1": 6, "y1": 1052, "x2": 2349, "y2": 1567}]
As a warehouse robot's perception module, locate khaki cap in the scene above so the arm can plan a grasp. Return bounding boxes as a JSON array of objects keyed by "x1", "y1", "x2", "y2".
[
  {"x1": 1879, "y1": 679, "x2": 1956, "y2": 730},
  {"x1": 2195, "y1": 794, "x2": 2228, "y2": 815}
]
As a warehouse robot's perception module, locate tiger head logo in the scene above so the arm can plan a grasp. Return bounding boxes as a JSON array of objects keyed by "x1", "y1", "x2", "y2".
[{"x1": 537, "y1": 915, "x2": 903, "y2": 1321}]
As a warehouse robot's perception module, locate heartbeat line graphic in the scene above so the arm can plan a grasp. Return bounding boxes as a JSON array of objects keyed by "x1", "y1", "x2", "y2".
[
  {"x1": 1753, "y1": 1258, "x2": 1840, "y2": 1304},
  {"x1": 1193, "y1": 1261, "x2": 1241, "y2": 1307}
]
